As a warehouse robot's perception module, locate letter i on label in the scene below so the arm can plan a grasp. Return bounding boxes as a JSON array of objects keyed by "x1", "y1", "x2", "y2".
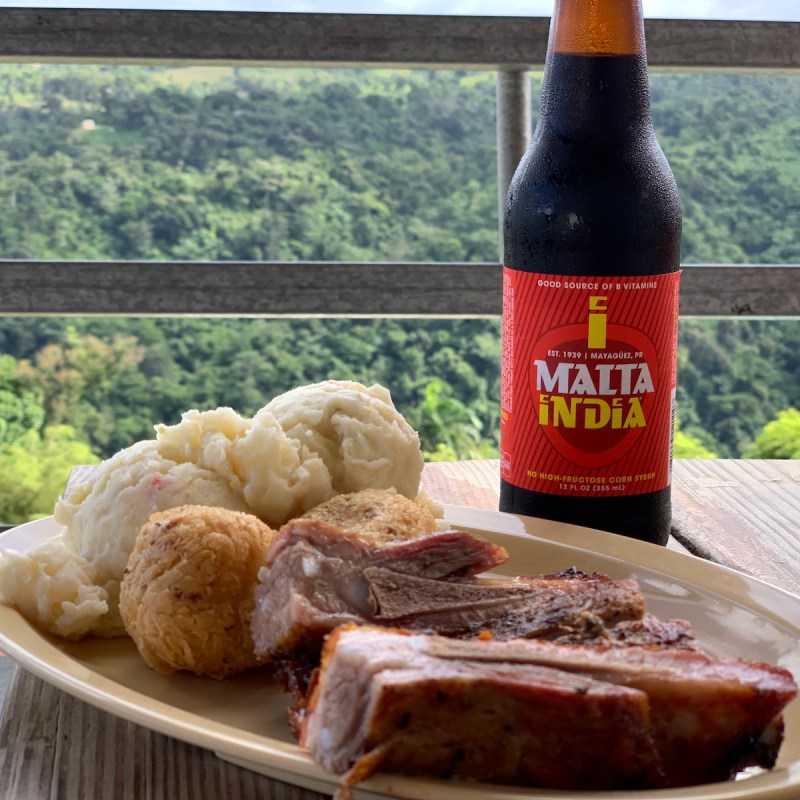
[
  {"x1": 588, "y1": 296, "x2": 607, "y2": 349},
  {"x1": 500, "y1": 272, "x2": 681, "y2": 497}
]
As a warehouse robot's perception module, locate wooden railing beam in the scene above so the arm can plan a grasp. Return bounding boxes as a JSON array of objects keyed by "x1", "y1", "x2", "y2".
[
  {"x1": 0, "y1": 11, "x2": 796, "y2": 71},
  {"x1": 1, "y1": 261, "x2": 797, "y2": 318}
]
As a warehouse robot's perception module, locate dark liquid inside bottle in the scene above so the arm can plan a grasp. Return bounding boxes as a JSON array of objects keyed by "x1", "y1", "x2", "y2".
[{"x1": 500, "y1": 53, "x2": 682, "y2": 545}]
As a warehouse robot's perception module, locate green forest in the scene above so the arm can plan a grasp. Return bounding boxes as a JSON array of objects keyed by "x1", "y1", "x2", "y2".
[{"x1": 0, "y1": 64, "x2": 798, "y2": 522}]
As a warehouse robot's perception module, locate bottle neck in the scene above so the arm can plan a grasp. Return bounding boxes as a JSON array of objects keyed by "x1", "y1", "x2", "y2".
[
  {"x1": 549, "y1": 0, "x2": 645, "y2": 56},
  {"x1": 538, "y1": 0, "x2": 652, "y2": 138}
]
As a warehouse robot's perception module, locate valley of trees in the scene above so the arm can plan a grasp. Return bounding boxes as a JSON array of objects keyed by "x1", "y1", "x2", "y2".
[{"x1": 0, "y1": 64, "x2": 798, "y2": 522}]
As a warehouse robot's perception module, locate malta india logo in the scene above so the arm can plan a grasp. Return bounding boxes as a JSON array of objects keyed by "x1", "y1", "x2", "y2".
[{"x1": 529, "y1": 294, "x2": 658, "y2": 468}]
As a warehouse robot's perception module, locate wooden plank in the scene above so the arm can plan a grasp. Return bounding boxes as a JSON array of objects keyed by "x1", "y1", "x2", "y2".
[
  {"x1": 671, "y1": 459, "x2": 800, "y2": 595},
  {"x1": 645, "y1": 19, "x2": 800, "y2": 72},
  {"x1": 421, "y1": 459, "x2": 691, "y2": 553},
  {"x1": 0, "y1": 668, "x2": 314, "y2": 800},
  {"x1": 1, "y1": 261, "x2": 798, "y2": 318},
  {"x1": 680, "y1": 264, "x2": 800, "y2": 318},
  {"x1": 421, "y1": 458, "x2": 503, "y2": 511},
  {"x1": 422, "y1": 459, "x2": 800, "y2": 583},
  {"x1": 0, "y1": 656, "x2": 11, "y2": 719},
  {"x1": 0, "y1": 10, "x2": 796, "y2": 71},
  {"x1": 0, "y1": 261, "x2": 501, "y2": 317}
]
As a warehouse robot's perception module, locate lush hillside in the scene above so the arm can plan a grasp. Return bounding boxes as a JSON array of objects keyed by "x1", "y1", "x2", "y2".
[
  {"x1": 0, "y1": 66, "x2": 797, "y2": 264},
  {"x1": 0, "y1": 67, "x2": 500, "y2": 262},
  {"x1": 0, "y1": 64, "x2": 798, "y2": 520}
]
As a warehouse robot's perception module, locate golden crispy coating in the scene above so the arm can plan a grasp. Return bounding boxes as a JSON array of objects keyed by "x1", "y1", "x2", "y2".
[
  {"x1": 301, "y1": 488, "x2": 437, "y2": 545},
  {"x1": 119, "y1": 505, "x2": 275, "y2": 679}
]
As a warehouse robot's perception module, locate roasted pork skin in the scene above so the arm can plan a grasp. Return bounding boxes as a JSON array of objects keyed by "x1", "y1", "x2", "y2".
[
  {"x1": 302, "y1": 626, "x2": 798, "y2": 792},
  {"x1": 427, "y1": 635, "x2": 798, "y2": 786},
  {"x1": 301, "y1": 625, "x2": 665, "y2": 792}
]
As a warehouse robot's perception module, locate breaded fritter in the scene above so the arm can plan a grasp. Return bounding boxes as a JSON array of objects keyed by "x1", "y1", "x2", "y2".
[
  {"x1": 120, "y1": 504, "x2": 275, "y2": 679},
  {"x1": 300, "y1": 488, "x2": 438, "y2": 545}
]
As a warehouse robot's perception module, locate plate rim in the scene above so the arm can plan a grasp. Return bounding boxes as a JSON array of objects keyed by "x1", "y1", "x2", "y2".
[
  {"x1": 442, "y1": 503, "x2": 800, "y2": 625},
  {"x1": 1, "y1": 511, "x2": 799, "y2": 800}
]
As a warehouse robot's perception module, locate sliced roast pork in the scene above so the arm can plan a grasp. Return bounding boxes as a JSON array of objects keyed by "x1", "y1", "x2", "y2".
[
  {"x1": 250, "y1": 519, "x2": 509, "y2": 661},
  {"x1": 301, "y1": 626, "x2": 798, "y2": 794},
  {"x1": 250, "y1": 519, "x2": 647, "y2": 665},
  {"x1": 365, "y1": 563, "x2": 645, "y2": 638}
]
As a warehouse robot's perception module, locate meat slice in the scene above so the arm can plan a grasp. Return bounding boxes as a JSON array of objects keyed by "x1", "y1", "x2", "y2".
[
  {"x1": 301, "y1": 625, "x2": 665, "y2": 795},
  {"x1": 426, "y1": 635, "x2": 799, "y2": 787},
  {"x1": 250, "y1": 519, "x2": 645, "y2": 664},
  {"x1": 250, "y1": 520, "x2": 509, "y2": 660},
  {"x1": 365, "y1": 564, "x2": 644, "y2": 638},
  {"x1": 301, "y1": 626, "x2": 798, "y2": 795}
]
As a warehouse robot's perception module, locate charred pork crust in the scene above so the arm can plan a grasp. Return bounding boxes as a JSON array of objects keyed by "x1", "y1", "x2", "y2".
[{"x1": 301, "y1": 626, "x2": 798, "y2": 794}]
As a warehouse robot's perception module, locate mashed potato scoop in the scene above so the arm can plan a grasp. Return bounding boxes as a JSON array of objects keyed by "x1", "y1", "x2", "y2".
[{"x1": 264, "y1": 380, "x2": 424, "y2": 500}]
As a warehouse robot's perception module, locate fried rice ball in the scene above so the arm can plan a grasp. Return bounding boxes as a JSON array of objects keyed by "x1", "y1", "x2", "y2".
[
  {"x1": 300, "y1": 488, "x2": 439, "y2": 545},
  {"x1": 120, "y1": 505, "x2": 275, "y2": 679}
]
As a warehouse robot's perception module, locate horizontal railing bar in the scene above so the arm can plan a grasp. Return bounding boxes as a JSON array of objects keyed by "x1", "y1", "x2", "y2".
[
  {"x1": 0, "y1": 10, "x2": 796, "y2": 71},
  {"x1": 679, "y1": 265, "x2": 800, "y2": 317},
  {"x1": 0, "y1": 261, "x2": 797, "y2": 318}
]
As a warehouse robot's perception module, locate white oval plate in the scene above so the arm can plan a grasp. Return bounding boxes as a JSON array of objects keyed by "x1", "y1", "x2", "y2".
[{"x1": 1, "y1": 509, "x2": 799, "y2": 800}]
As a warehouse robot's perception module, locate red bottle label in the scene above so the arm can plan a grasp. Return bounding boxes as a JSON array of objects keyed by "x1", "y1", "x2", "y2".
[{"x1": 501, "y1": 270, "x2": 681, "y2": 498}]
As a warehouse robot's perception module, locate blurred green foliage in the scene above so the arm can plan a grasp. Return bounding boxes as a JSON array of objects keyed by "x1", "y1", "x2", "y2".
[{"x1": 745, "y1": 409, "x2": 800, "y2": 459}]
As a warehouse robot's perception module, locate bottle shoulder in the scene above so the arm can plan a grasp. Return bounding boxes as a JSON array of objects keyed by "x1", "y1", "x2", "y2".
[
  {"x1": 503, "y1": 130, "x2": 682, "y2": 274},
  {"x1": 512, "y1": 124, "x2": 677, "y2": 191}
]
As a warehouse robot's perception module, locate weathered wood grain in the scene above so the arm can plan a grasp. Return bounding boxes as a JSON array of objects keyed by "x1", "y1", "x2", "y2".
[
  {"x1": 672, "y1": 459, "x2": 800, "y2": 594},
  {"x1": 0, "y1": 669, "x2": 307, "y2": 800},
  {"x1": 0, "y1": 11, "x2": 796, "y2": 71},
  {"x1": 0, "y1": 261, "x2": 501, "y2": 317},
  {"x1": 678, "y1": 265, "x2": 800, "y2": 318},
  {"x1": 419, "y1": 458, "x2": 691, "y2": 554},
  {"x1": 1, "y1": 261, "x2": 798, "y2": 318},
  {"x1": 421, "y1": 459, "x2": 800, "y2": 592}
]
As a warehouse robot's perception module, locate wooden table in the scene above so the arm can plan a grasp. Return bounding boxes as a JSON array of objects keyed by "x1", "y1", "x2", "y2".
[{"x1": 1, "y1": 458, "x2": 799, "y2": 799}]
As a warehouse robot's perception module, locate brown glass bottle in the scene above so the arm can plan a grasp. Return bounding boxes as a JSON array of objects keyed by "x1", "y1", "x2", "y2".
[{"x1": 499, "y1": 0, "x2": 682, "y2": 545}]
